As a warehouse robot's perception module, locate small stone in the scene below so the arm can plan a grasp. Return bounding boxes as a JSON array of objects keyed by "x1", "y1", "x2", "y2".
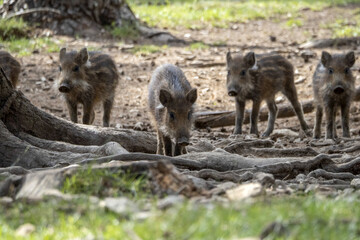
[
  {"x1": 0, "y1": 197, "x2": 13, "y2": 205},
  {"x1": 351, "y1": 178, "x2": 360, "y2": 189},
  {"x1": 269, "y1": 36, "x2": 277, "y2": 42},
  {"x1": 295, "y1": 174, "x2": 306, "y2": 182},
  {"x1": 271, "y1": 129, "x2": 299, "y2": 138},
  {"x1": 226, "y1": 183, "x2": 263, "y2": 201},
  {"x1": 101, "y1": 197, "x2": 138, "y2": 215},
  {"x1": 157, "y1": 195, "x2": 185, "y2": 210},
  {"x1": 295, "y1": 76, "x2": 306, "y2": 84},
  {"x1": 255, "y1": 172, "x2": 275, "y2": 187},
  {"x1": 275, "y1": 96, "x2": 285, "y2": 104},
  {"x1": 134, "y1": 122, "x2": 145, "y2": 131},
  {"x1": 16, "y1": 223, "x2": 35, "y2": 237},
  {"x1": 300, "y1": 50, "x2": 316, "y2": 63}
]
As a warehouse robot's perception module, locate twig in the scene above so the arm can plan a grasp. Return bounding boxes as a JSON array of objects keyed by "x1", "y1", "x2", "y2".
[{"x1": 4, "y1": 7, "x2": 62, "y2": 20}]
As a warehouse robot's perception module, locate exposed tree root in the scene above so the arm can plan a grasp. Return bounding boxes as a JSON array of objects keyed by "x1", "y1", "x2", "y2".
[
  {"x1": 307, "y1": 169, "x2": 355, "y2": 180},
  {"x1": 186, "y1": 169, "x2": 254, "y2": 183}
]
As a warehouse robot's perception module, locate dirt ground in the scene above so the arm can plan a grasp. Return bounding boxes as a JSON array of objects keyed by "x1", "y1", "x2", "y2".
[{"x1": 15, "y1": 6, "x2": 360, "y2": 143}]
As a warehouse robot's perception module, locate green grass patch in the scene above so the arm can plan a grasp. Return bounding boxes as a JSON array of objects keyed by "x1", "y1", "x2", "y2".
[
  {"x1": 87, "y1": 46, "x2": 102, "y2": 52},
  {"x1": 109, "y1": 22, "x2": 140, "y2": 39},
  {"x1": 0, "y1": 37, "x2": 62, "y2": 57},
  {"x1": 0, "y1": 18, "x2": 29, "y2": 40},
  {"x1": 285, "y1": 18, "x2": 304, "y2": 28},
  {"x1": 324, "y1": 16, "x2": 360, "y2": 37},
  {"x1": 0, "y1": 194, "x2": 360, "y2": 239},
  {"x1": 130, "y1": 44, "x2": 168, "y2": 55},
  {"x1": 130, "y1": 0, "x2": 360, "y2": 30},
  {"x1": 188, "y1": 42, "x2": 209, "y2": 50},
  {"x1": 62, "y1": 168, "x2": 151, "y2": 199},
  {"x1": 212, "y1": 40, "x2": 227, "y2": 46}
]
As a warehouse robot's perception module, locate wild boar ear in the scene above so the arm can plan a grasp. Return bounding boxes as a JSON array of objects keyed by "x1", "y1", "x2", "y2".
[
  {"x1": 59, "y1": 48, "x2": 66, "y2": 61},
  {"x1": 186, "y1": 88, "x2": 197, "y2": 105},
  {"x1": 244, "y1": 52, "x2": 256, "y2": 68},
  {"x1": 226, "y1": 51, "x2": 232, "y2": 64},
  {"x1": 75, "y1": 48, "x2": 89, "y2": 65},
  {"x1": 321, "y1": 51, "x2": 332, "y2": 68},
  {"x1": 345, "y1": 51, "x2": 355, "y2": 67},
  {"x1": 159, "y1": 89, "x2": 173, "y2": 107}
]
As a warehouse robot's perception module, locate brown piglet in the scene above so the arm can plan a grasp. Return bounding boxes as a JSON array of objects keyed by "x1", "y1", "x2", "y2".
[
  {"x1": 148, "y1": 64, "x2": 197, "y2": 156},
  {"x1": 226, "y1": 51, "x2": 309, "y2": 137},
  {"x1": 313, "y1": 51, "x2": 356, "y2": 139},
  {"x1": 0, "y1": 51, "x2": 21, "y2": 88},
  {"x1": 58, "y1": 48, "x2": 119, "y2": 127}
]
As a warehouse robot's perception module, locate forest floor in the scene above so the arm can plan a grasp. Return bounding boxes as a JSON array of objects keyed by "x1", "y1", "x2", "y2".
[{"x1": 1, "y1": 1, "x2": 360, "y2": 239}]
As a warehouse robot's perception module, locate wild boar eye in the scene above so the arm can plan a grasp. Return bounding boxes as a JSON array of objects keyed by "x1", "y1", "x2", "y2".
[
  {"x1": 240, "y1": 70, "x2": 246, "y2": 76},
  {"x1": 344, "y1": 68, "x2": 350, "y2": 74},
  {"x1": 59, "y1": 66, "x2": 62, "y2": 72},
  {"x1": 328, "y1": 68, "x2": 334, "y2": 74},
  {"x1": 169, "y1": 112, "x2": 175, "y2": 120},
  {"x1": 73, "y1": 66, "x2": 79, "y2": 72}
]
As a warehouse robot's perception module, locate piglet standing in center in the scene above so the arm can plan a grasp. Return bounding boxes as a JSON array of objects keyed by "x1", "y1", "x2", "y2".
[
  {"x1": 148, "y1": 64, "x2": 197, "y2": 156},
  {"x1": 226, "y1": 51, "x2": 309, "y2": 137}
]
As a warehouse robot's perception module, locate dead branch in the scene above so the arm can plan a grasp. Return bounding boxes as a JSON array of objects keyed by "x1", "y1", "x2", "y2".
[
  {"x1": 4, "y1": 7, "x2": 62, "y2": 19},
  {"x1": 299, "y1": 37, "x2": 360, "y2": 49}
]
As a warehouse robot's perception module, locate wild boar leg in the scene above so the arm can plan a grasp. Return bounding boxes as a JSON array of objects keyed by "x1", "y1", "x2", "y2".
[
  {"x1": 103, "y1": 98, "x2": 113, "y2": 127},
  {"x1": 174, "y1": 144, "x2": 182, "y2": 156},
  {"x1": 325, "y1": 106, "x2": 335, "y2": 139},
  {"x1": 284, "y1": 85, "x2": 309, "y2": 131},
  {"x1": 163, "y1": 135, "x2": 173, "y2": 156},
  {"x1": 234, "y1": 99, "x2": 245, "y2": 134},
  {"x1": 341, "y1": 103, "x2": 351, "y2": 137},
  {"x1": 66, "y1": 99, "x2": 78, "y2": 123},
  {"x1": 262, "y1": 98, "x2": 278, "y2": 137},
  {"x1": 83, "y1": 101, "x2": 95, "y2": 125},
  {"x1": 250, "y1": 100, "x2": 261, "y2": 135},
  {"x1": 333, "y1": 108, "x2": 338, "y2": 139},
  {"x1": 313, "y1": 105, "x2": 323, "y2": 139},
  {"x1": 156, "y1": 131, "x2": 164, "y2": 155}
]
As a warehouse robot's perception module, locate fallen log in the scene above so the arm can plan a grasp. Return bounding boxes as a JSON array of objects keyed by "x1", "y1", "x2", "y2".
[
  {"x1": 195, "y1": 86, "x2": 360, "y2": 129},
  {"x1": 194, "y1": 100, "x2": 314, "y2": 129}
]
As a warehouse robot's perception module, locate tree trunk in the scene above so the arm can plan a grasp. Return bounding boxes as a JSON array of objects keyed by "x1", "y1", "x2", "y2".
[{"x1": 0, "y1": 0, "x2": 183, "y2": 43}]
